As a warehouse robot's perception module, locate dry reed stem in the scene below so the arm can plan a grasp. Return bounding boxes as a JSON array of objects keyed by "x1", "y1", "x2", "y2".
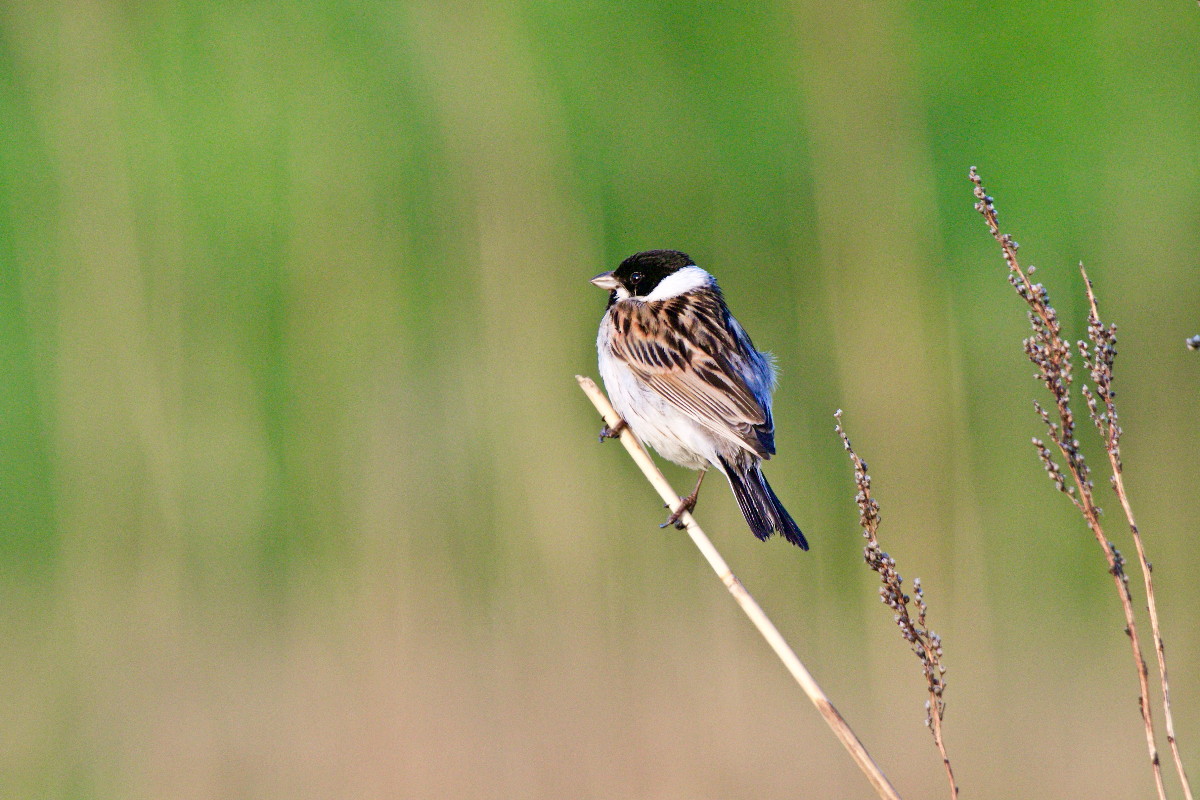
[
  {"x1": 1081, "y1": 272, "x2": 1194, "y2": 800},
  {"x1": 835, "y1": 410, "x2": 958, "y2": 800},
  {"x1": 969, "y1": 167, "x2": 1168, "y2": 800},
  {"x1": 576, "y1": 375, "x2": 903, "y2": 800}
]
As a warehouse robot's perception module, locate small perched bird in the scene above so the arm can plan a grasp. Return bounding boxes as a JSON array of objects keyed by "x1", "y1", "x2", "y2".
[{"x1": 592, "y1": 250, "x2": 807, "y2": 549}]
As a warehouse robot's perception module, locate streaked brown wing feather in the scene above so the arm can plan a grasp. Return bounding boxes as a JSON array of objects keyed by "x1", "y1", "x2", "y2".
[{"x1": 607, "y1": 293, "x2": 772, "y2": 458}]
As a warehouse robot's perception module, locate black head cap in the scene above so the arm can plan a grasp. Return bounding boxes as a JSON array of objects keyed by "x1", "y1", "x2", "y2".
[{"x1": 612, "y1": 250, "x2": 694, "y2": 297}]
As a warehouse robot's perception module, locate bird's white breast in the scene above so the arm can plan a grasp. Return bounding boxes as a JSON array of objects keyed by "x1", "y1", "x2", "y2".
[{"x1": 596, "y1": 311, "x2": 718, "y2": 471}]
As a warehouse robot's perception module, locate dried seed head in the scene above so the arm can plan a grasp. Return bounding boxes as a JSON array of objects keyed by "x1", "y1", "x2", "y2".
[{"x1": 838, "y1": 409, "x2": 949, "y2": 735}]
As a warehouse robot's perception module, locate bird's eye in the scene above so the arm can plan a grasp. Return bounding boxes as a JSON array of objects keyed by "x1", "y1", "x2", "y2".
[{"x1": 629, "y1": 271, "x2": 644, "y2": 285}]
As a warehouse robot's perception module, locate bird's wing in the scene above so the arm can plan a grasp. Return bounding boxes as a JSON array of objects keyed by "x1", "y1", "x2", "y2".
[{"x1": 607, "y1": 294, "x2": 774, "y2": 458}]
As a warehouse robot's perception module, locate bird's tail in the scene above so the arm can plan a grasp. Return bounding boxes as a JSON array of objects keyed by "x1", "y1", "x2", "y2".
[{"x1": 720, "y1": 457, "x2": 808, "y2": 550}]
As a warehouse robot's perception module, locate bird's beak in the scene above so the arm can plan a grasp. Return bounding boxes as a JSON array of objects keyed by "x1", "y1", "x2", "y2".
[{"x1": 590, "y1": 271, "x2": 619, "y2": 290}]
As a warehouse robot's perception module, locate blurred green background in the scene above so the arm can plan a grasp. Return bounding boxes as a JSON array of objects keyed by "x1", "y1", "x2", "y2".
[{"x1": 3, "y1": 2, "x2": 1199, "y2": 798}]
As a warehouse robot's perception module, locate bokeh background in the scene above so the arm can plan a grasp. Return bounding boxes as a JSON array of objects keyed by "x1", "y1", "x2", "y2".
[{"x1": 3, "y1": 2, "x2": 1199, "y2": 798}]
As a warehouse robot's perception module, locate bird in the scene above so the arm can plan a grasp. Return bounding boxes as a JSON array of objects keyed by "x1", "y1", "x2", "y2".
[{"x1": 591, "y1": 249, "x2": 808, "y2": 550}]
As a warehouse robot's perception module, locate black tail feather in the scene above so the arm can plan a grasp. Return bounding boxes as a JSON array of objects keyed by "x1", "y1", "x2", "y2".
[
  {"x1": 724, "y1": 463, "x2": 774, "y2": 541},
  {"x1": 721, "y1": 458, "x2": 809, "y2": 551}
]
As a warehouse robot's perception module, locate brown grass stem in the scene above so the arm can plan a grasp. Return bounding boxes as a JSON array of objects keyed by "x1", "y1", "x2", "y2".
[
  {"x1": 576, "y1": 375, "x2": 903, "y2": 800},
  {"x1": 835, "y1": 410, "x2": 958, "y2": 800},
  {"x1": 1081, "y1": 270, "x2": 1194, "y2": 800},
  {"x1": 969, "y1": 167, "x2": 1169, "y2": 800}
]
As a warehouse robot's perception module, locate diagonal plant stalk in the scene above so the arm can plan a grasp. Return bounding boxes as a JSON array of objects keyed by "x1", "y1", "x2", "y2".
[
  {"x1": 577, "y1": 375, "x2": 903, "y2": 800},
  {"x1": 1079, "y1": 273, "x2": 1194, "y2": 800},
  {"x1": 969, "y1": 167, "x2": 1172, "y2": 800}
]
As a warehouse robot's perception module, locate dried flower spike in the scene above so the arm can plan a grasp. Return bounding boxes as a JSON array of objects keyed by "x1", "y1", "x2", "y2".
[
  {"x1": 971, "y1": 167, "x2": 1191, "y2": 800},
  {"x1": 836, "y1": 410, "x2": 957, "y2": 799}
]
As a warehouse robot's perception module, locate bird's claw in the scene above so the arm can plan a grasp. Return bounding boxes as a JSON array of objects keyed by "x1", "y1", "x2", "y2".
[
  {"x1": 598, "y1": 418, "x2": 627, "y2": 443},
  {"x1": 660, "y1": 495, "x2": 697, "y2": 530}
]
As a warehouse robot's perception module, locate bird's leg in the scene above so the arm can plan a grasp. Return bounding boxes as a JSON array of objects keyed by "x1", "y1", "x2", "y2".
[
  {"x1": 598, "y1": 418, "x2": 627, "y2": 443},
  {"x1": 661, "y1": 469, "x2": 707, "y2": 530}
]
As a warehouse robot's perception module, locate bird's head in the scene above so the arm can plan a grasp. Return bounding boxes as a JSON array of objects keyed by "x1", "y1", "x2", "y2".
[{"x1": 590, "y1": 250, "x2": 705, "y2": 302}]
